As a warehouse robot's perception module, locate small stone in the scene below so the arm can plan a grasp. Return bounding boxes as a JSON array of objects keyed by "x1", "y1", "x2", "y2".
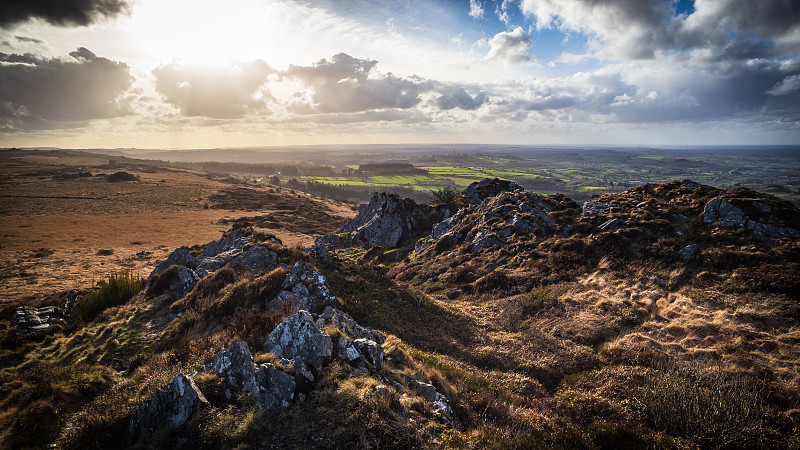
[{"x1": 678, "y1": 243, "x2": 698, "y2": 260}]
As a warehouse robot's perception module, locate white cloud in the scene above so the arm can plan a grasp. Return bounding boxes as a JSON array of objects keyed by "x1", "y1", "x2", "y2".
[
  {"x1": 486, "y1": 27, "x2": 532, "y2": 65},
  {"x1": 152, "y1": 59, "x2": 274, "y2": 118},
  {"x1": 469, "y1": 0, "x2": 484, "y2": 19}
]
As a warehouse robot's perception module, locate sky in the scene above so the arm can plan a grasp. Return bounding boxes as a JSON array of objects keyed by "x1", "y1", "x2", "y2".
[{"x1": 0, "y1": 0, "x2": 799, "y2": 148}]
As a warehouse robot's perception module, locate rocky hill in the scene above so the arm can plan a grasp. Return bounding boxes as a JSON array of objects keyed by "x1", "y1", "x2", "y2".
[{"x1": 1, "y1": 179, "x2": 799, "y2": 449}]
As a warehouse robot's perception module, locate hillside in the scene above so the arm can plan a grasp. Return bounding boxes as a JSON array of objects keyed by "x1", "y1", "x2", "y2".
[{"x1": 1, "y1": 176, "x2": 799, "y2": 449}]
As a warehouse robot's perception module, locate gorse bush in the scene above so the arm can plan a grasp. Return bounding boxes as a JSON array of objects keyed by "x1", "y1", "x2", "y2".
[
  {"x1": 74, "y1": 272, "x2": 143, "y2": 322},
  {"x1": 430, "y1": 186, "x2": 461, "y2": 205}
]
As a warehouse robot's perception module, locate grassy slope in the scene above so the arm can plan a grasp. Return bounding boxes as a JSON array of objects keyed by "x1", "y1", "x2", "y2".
[{"x1": 0, "y1": 179, "x2": 798, "y2": 449}]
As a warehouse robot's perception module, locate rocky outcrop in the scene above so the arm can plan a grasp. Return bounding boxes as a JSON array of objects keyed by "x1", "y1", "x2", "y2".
[
  {"x1": 703, "y1": 196, "x2": 800, "y2": 239},
  {"x1": 704, "y1": 198, "x2": 746, "y2": 227},
  {"x1": 147, "y1": 265, "x2": 201, "y2": 300},
  {"x1": 268, "y1": 262, "x2": 338, "y2": 314},
  {"x1": 415, "y1": 181, "x2": 577, "y2": 255},
  {"x1": 464, "y1": 178, "x2": 518, "y2": 205},
  {"x1": 353, "y1": 338, "x2": 384, "y2": 371},
  {"x1": 16, "y1": 306, "x2": 62, "y2": 336},
  {"x1": 128, "y1": 373, "x2": 209, "y2": 445},
  {"x1": 200, "y1": 341, "x2": 295, "y2": 411},
  {"x1": 316, "y1": 306, "x2": 385, "y2": 345},
  {"x1": 147, "y1": 226, "x2": 279, "y2": 294},
  {"x1": 342, "y1": 193, "x2": 419, "y2": 248},
  {"x1": 264, "y1": 311, "x2": 333, "y2": 371},
  {"x1": 230, "y1": 245, "x2": 277, "y2": 270},
  {"x1": 402, "y1": 374, "x2": 453, "y2": 422},
  {"x1": 149, "y1": 246, "x2": 196, "y2": 278}
]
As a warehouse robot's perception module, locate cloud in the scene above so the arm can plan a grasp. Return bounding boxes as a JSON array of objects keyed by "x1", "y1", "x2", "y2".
[
  {"x1": 436, "y1": 87, "x2": 488, "y2": 110},
  {"x1": 283, "y1": 53, "x2": 428, "y2": 114},
  {"x1": 519, "y1": 0, "x2": 800, "y2": 61},
  {"x1": 0, "y1": 0, "x2": 130, "y2": 27},
  {"x1": 486, "y1": 27, "x2": 532, "y2": 65},
  {"x1": 489, "y1": 57, "x2": 800, "y2": 124},
  {"x1": 768, "y1": 75, "x2": 800, "y2": 96},
  {"x1": 0, "y1": 47, "x2": 133, "y2": 130},
  {"x1": 152, "y1": 60, "x2": 275, "y2": 119},
  {"x1": 495, "y1": 0, "x2": 511, "y2": 25},
  {"x1": 469, "y1": 0, "x2": 485, "y2": 19}
]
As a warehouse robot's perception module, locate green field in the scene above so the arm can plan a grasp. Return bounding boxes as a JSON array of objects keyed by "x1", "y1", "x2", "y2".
[{"x1": 299, "y1": 165, "x2": 547, "y2": 192}]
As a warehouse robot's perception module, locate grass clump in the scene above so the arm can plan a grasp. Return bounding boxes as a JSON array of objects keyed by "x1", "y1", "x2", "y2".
[
  {"x1": 74, "y1": 272, "x2": 143, "y2": 322},
  {"x1": 641, "y1": 364, "x2": 766, "y2": 449}
]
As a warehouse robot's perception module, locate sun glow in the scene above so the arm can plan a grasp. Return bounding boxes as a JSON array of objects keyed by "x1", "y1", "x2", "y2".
[{"x1": 124, "y1": 0, "x2": 290, "y2": 67}]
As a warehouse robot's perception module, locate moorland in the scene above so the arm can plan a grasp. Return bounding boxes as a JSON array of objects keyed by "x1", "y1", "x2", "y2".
[{"x1": 0, "y1": 145, "x2": 799, "y2": 449}]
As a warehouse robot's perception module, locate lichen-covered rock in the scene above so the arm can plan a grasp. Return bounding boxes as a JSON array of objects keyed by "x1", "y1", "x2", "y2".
[
  {"x1": 353, "y1": 338, "x2": 384, "y2": 371},
  {"x1": 230, "y1": 245, "x2": 277, "y2": 270},
  {"x1": 149, "y1": 266, "x2": 200, "y2": 299},
  {"x1": 464, "y1": 178, "x2": 517, "y2": 205},
  {"x1": 128, "y1": 373, "x2": 209, "y2": 444},
  {"x1": 201, "y1": 341, "x2": 295, "y2": 411},
  {"x1": 269, "y1": 262, "x2": 338, "y2": 314},
  {"x1": 403, "y1": 375, "x2": 439, "y2": 401},
  {"x1": 342, "y1": 193, "x2": 419, "y2": 248},
  {"x1": 704, "y1": 197, "x2": 746, "y2": 227},
  {"x1": 149, "y1": 246, "x2": 196, "y2": 278},
  {"x1": 747, "y1": 221, "x2": 799, "y2": 240},
  {"x1": 317, "y1": 306, "x2": 386, "y2": 345},
  {"x1": 415, "y1": 185, "x2": 575, "y2": 255},
  {"x1": 582, "y1": 200, "x2": 617, "y2": 218},
  {"x1": 264, "y1": 311, "x2": 333, "y2": 371},
  {"x1": 16, "y1": 306, "x2": 61, "y2": 336},
  {"x1": 202, "y1": 227, "x2": 250, "y2": 259},
  {"x1": 336, "y1": 336, "x2": 362, "y2": 362}
]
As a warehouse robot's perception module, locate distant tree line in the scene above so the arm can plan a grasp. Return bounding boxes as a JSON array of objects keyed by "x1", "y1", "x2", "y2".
[
  {"x1": 169, "y1": 161, "x2": 337, "y2": 176},
  {"x1": 355, "y1": 162, "x2": 426, "y2": 175},
  {"x1": 284, "y1": 179, "x2": 431, "y2": 203}
]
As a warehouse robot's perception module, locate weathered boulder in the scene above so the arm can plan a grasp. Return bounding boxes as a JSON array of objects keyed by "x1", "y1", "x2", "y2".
[
  {"x1": 464, "y1": 178, "x2": 517, "y2": 205},
  {"x1": 200, "y1": 341, "x2": 295, "y2": 411},
  {"x1": 128, "y1": 373, "x2": 209, "y2": 445},
  {"x1": 317, "y1": 306, "x2": 386, "y2": 345},
  {"x1": 582, "y1": 200, "x2": 617, "y2": 218},
  {"x1": 149, "y1": 246, "x2": 196, "y2": 278},
  {"x1": 16, "y1": 306, "x2": 61, "y2": 336},
  {"x1": 202, "y1": 227, "x2": 250, "y2": 259},
  {"x1": 430, "y1": 208, "x2": 466, "y2": 241},
  {"x1": 269, "y1": 262, "x2": 337, "y2": 314},
  {"x1": 353, "y1": 338, "x2": 384, "y2": 371},
  {"x1": 403, "y1": 374, "x2": 438, "y2": 401},
  {"x1": 704, "y1": 198, "x2": 746, "y2": 227},
  {"x1": 402, "y1": 374, "x2": 452, "y2": 422},
  {"x1": 747, "y1": 221, "x2": 799, "y2": 240},
  {"x1": 264, "y1": 311, "x2": 333, "y2": 371},
  {"x1": 148, "y1": 266, "x2": 200, "y2": 300},
  {"x1": 342, "y1": 193, "x2": 418, "y2": 248},
  {"x1": 336, "y1": 336, "x2": 362, "y2": 362},
  {"x1": 230, "y1": 245, "x2": 277, "y2": 270}
]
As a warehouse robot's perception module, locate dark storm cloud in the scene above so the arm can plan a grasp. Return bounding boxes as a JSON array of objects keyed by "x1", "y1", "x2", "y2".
[
  {"x1": 436, "y1": 87, "x2": 488, "y2": 110},
  {"x1": 152, "y1": 60, "x2": 275, "y2": 119},
  {"x1": 0, "y1": 0, "x2": 130, "y2": 27},
  {"x1": 283, "y1": 53, "x2": 432, "y2": 114},
  {"x1": 0, "y1": 47, "x2": 133, "y2": 130}
]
